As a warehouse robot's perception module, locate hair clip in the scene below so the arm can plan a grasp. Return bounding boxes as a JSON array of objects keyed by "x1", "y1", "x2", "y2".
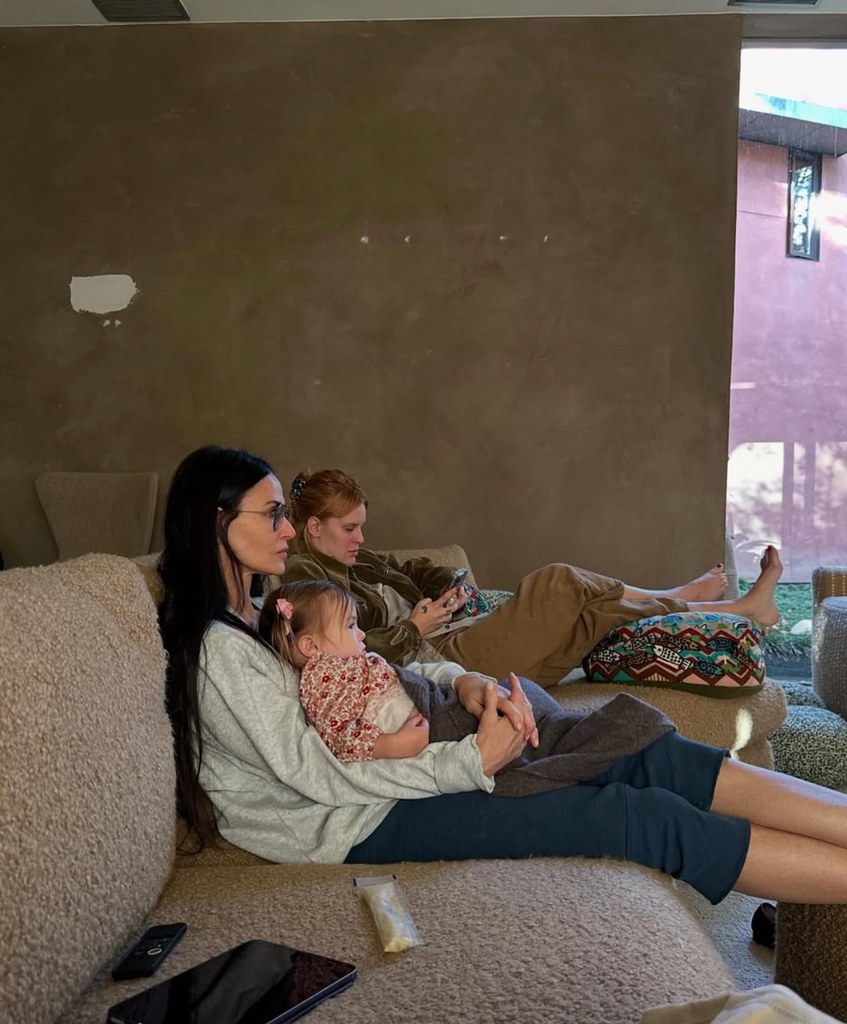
[
  {"x1": 276, "y1": 598, "x2": 294, "y2": 621},
  {"x1": 290, "y1": 474, "x2": 307, "y2": 504}
]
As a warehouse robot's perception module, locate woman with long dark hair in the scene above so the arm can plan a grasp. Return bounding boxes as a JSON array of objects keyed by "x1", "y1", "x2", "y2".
[{"x1": 159, "y1": 444, "x2": 847, "y2": 911}]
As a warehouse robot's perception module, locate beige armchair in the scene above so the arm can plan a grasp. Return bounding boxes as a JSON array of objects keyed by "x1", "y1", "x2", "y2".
[{"x1": 36, "y1": 471, "x2": 158, "y2": 561}]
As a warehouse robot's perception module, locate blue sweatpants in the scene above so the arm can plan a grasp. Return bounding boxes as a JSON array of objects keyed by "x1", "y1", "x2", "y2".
[{"x1": 346, "y1": 732, "x2": 751, "y2": 904}]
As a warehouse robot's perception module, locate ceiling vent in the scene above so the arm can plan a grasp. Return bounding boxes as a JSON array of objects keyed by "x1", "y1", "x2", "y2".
[
  {"x1": 91, "y1": 0, "x2": 189, "y2": 21},
  {"x1": 728, "y1": 0, "x2": 820, "y2": 6}
]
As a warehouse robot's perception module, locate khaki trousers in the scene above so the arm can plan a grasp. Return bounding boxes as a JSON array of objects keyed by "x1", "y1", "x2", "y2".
[{"x1": 437, "y1": 563, "x2": 687, "y2": 688}]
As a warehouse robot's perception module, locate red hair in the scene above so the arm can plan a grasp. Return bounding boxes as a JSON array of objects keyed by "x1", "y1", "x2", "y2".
[{"x1": 288, "y1": 468, "x2": 367, "y2": 532}]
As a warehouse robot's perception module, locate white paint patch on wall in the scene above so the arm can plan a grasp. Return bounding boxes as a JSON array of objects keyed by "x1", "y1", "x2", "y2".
[{"x1": 70, "y1": 274, "x2": 138, "y2": 315}]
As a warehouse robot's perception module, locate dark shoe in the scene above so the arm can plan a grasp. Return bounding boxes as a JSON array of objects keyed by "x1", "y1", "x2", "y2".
[{"x1": 751, "y1": 901, "x2": 776, "y2": 948}]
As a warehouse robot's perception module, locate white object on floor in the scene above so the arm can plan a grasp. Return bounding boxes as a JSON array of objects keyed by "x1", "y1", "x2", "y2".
[
  {"x1": 641, "y1": 983, "x2": 841, "y2": 1023},
  {"x1": 790, "y1": 619, "x2": 813, "y2": 635}
]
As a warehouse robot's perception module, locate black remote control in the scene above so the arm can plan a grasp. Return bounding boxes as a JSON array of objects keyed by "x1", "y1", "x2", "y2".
[{"x1": 112, "y1": 922, "x2": 187, "y2": 980}]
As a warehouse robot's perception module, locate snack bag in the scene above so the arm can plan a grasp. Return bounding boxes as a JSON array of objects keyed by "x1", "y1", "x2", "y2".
[{"x1": 354, "y1": 874, "x2": 422, "y2": 953}]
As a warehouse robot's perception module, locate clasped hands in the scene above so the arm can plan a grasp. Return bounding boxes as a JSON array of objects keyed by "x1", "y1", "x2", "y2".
[{"x1": 454, "y1": 671, "x2": 539, "y2": 777}]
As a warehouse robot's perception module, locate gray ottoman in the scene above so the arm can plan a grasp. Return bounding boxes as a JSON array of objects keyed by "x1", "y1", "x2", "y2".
[{"x1": 771, "y1": 703, "x2": 847, "y2": 790}]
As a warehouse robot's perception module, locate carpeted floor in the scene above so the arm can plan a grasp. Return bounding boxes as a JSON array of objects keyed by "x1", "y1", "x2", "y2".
[{"x1": 678, "y1": 886, "x2": 774, "y2": 990}]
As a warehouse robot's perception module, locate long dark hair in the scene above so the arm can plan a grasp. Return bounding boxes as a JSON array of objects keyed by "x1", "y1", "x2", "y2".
[{"x1": 158, "y1": 444, "x2": 274, "y2": 848}]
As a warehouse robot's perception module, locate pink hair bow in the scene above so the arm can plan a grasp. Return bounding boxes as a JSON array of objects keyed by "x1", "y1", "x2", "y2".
[{"x1": 276, "y1": 598, "x2": 294, "y2": 621}]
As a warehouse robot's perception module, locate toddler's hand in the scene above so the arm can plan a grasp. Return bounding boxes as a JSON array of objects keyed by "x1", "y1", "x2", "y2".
[
  {"x1": 402, "y1": 713, "x2": 429, "y2": 735},
  {"x1": 373, "y1": 714, "x2": 430, "y2": 759},
  {"x1": 399, "y1": 713, "x2": 430, "y2": 755}
]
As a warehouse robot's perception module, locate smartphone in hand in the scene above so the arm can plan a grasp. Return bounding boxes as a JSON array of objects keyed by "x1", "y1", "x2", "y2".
[
  {"x1": 442, "y1": 567, "x2": 468, "y2": 609},
  {"x1": 442, "y1": 567, "x2": 468, "y2": 595}
]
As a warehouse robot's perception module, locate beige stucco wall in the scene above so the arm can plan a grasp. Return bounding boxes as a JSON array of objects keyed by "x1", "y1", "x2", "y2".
[{"x1": 0, "y1": 16, "x2": 741, "y2": 587}]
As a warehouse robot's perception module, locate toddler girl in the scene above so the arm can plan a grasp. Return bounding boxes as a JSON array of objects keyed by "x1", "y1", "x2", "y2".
[
  {"x1": 259, "y1": 580, "x2": 432, "y2": 762},
  {"x1": 259, "y1": 580, "x2": 678, "y2": 796}
]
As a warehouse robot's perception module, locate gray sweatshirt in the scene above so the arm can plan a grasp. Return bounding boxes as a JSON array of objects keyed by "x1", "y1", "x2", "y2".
[{"x1": 197, "y1": 620, "x2": 493, "y2": 863}]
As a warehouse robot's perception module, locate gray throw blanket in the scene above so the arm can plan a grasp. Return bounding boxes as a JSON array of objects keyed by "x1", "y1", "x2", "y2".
[{"x1": 396, "y1": 667, "x2": 676, "y2": 797}]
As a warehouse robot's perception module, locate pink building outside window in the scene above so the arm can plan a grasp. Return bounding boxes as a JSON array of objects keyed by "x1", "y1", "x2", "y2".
[{"x1": 729, "y1": 46, "x2": 847, "y2": 583}]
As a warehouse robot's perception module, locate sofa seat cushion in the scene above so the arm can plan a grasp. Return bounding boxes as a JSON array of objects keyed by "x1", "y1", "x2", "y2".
[
  {"x1": 63, "y1": 859, "x2": 733, "y2": 1024},
  {"x1": 555, "y1": 674, "x2": 787, "y2": 769},
  {"x1": 174, "y1": 817, "x2": 272, "y2": 868},
  {"x1": 583, "y1": 613, "x2": 766, "y2": 696}
]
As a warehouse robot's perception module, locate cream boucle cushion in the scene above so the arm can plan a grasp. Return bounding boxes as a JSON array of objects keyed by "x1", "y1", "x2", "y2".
[
  {"x1": 556, "y1": 674, "x2": 787, "y2": 769},
  {"x1": 65, "y1": 859, "x2": 733, "y2": 1024},
  {"x1": 0, "y1": 555, "x2": 175, "y2": 1024}
]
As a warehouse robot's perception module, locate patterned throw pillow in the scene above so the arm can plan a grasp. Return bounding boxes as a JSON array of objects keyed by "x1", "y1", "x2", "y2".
[
  {"x1": 478, "y1": 588, "x2": 513, "y2": 613},
  {"x1": 455, "y1": 583, "x2": 492, "y2": 618},
  {"x1": 583, "y1": 612, "x2": 766, "y2": 696}
]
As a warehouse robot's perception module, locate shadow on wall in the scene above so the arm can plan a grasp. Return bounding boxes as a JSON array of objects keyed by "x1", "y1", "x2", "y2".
[{"x1": 727, "y1": 440, "x2": 847, "y2": 582}]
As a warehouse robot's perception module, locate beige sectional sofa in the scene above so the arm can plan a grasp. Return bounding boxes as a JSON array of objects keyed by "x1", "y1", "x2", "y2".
[{"x1": 1, "y1": 549, "x2": 790, "y2": 1024}]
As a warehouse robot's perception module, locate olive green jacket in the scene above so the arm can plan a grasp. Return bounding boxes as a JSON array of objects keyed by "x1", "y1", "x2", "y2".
[{"x1": 282, "y1": 537, "x2": 456, "y2": 664}]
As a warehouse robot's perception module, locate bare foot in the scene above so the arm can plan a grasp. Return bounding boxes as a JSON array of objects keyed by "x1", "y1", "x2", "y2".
[
  {"x1": 734, "y1": 545, "x2": 783, "y2": 627},
  {"x1": 671, "y1": 565, "x2": 728, "y2": 603}
]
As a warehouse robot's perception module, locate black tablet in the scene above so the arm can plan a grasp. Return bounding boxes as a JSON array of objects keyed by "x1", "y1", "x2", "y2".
[{"x1": 105, "y1": 939, "x2": 356, "y2": 1024}]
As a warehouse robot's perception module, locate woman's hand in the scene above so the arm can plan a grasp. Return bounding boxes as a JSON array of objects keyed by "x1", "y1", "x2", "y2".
[
  {"x1": 501, "y1": 674, "x2": 539, "y2": 749},
  {"x1": 475, "y1": 682, "x2": 526, "y2": 776},
  {"x1": 454, "y1": 672, "x2": 508, "y2": 712},
  {"x1": 442, "y1": 586, "x2": 468, "y2": 613},
  {"x1": 455, "y1": 671, "x2": 539, "y2": 749},
  {"x1": 409, "y1": 591, "x2": 458, "y2": 635}
]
